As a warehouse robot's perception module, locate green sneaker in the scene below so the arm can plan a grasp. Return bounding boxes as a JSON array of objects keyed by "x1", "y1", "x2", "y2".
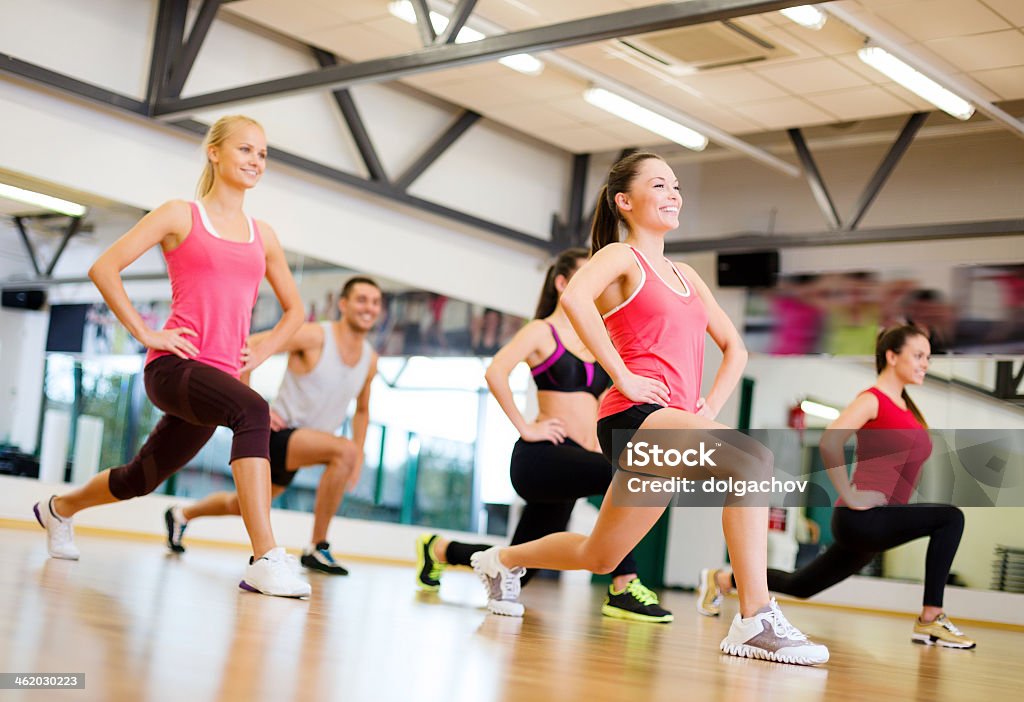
[
  {"x1": 601, "y1": 578, "x2": 674, "y2": 623},
  {"x1": 415, "y1": 534, "x2": 446, "y2": 592}
]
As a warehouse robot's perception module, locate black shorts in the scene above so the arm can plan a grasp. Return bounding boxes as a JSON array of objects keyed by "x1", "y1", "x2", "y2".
[
  {"x1": 596, "y1": 403, "x2": 663, "y2": 464},
  {"x1": 268, "y1": 428, "x2": 298, "y2": 488}
]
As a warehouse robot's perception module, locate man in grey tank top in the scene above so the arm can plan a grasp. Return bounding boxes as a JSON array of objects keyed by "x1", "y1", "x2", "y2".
[{"x1": 165, "y1": 277, "x2": 381, "y2": 575}]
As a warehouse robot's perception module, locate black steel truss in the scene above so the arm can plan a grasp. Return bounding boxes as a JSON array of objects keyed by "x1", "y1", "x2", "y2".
[
  {"x1": 787, "y1": 113, "x2": 929, "y2": 232},
  {"x1": 152, "y1": 1, "x2": 806, "y2": 117},
  {"x1": 10, "y1": 215, "x2": 84, "y2": 278}
]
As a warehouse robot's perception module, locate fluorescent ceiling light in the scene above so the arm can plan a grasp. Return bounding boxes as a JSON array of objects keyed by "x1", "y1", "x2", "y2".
[
  {"x1": 801, "y1": 400, "x2": 840, "y2": 421},
  {"x1": 779, "y1": 6, "x2": 827, "y2": 30},
  {"x1": 583, "y1": 88, "x2": 708, "y2": 151},
  {"x1": 387, "y1": 1, "x2": 543, "y2": 76},
  {"x1": 0, "y1": 183, "x2": 86, "y2": 217},
  {"x1": 857, "y1": 46, "x2": 975, "y2": 120}
]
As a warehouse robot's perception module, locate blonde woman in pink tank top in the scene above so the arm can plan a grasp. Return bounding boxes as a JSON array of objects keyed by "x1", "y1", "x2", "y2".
[
  {"x1": 33, "y1": 116, "x2": 312, "y2": 598},
  {"x1": 470, "y1": 153, "x2": 829, "y2": 666}
]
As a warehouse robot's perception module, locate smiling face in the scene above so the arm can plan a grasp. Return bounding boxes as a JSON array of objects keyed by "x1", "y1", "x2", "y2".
[
  {"x1": 613, "y1": 158, "x2": 681, "y2": 234},
  {"x1": 340, "y1": 282, "x2": 383, "y2": 333},
  {"x1": 208, "y1": 122, "x2": 267, "y2": 191},
  {"x1": 886, "y1": 332, "x2": 931, "y2": 385}
]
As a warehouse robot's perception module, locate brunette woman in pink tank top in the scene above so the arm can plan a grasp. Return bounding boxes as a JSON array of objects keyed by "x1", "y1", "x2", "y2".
[
  {"x1": 470, "y1": 153, "x2": 829, "y2": 666},
  {"x1": 701, "y1": 326, "x2": 974, "y2": 648},
  {"x1": 33, "y1": 116, "x2": 311, "y2": 598}
]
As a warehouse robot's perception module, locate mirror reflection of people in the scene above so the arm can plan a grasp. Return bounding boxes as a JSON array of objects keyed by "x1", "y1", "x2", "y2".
[
  {"x1": 415, "y1": 248, "x2": 671, "y2": 623},
  {"x1": 699, "y1": 326, "x2": 975, "y2": 649},
  {"x1": 166, "y1": 277, "x2": 381, "y2": 576},
  {"x1": 467, "y1": 152, "x2": 828, "y2": 665},
  {"x1": 472, "y1": 307, "x2": 504, "y2": 356},
  {"x1": 33, "y1": 115, "x2": 310, "y2": 598}
]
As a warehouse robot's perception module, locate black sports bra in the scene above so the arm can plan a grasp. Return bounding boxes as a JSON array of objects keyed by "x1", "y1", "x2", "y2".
[{"x1": 530, "y1": 323, "x2": 610, "y2": 398}]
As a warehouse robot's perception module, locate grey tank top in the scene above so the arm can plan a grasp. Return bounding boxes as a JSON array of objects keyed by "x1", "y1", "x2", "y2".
[{"x1": 271, "y1": 322, "x2": 374, "y2": 433}]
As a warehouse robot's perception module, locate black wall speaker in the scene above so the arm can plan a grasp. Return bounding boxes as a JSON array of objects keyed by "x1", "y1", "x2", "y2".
[
  {"x1": 1, "y1": 288, "x2": 47, "y2": 310},
  {"x1": 716, "y1": 251, "x2": 779, "y2": 288}
]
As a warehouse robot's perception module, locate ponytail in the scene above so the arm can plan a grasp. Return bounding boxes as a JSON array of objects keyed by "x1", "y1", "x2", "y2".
[
  {"x1": 590, "y1": 185, "x2": 620, "y2": 255},
  {"x1": 534, "y1": 247, "x2": 589, "y2": 318},
  {"x1": 589, "y1": 151, "x2": 663, "y2": 255},
  {"x1": 902, "y1": 390, "x2": 927, "y2": 429}
]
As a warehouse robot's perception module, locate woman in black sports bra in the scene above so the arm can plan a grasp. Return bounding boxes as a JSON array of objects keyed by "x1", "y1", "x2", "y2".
[{"x1": 413, "y1": 248, "x2": 672, "y2": 623}]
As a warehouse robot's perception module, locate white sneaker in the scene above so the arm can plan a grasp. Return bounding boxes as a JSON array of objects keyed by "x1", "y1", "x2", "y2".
[
  {"x1": 470, "y1": 546, "x2": 526, "y2": 617},
  {"x1": 240, "y1": 547, "x2": 312, "y2": 598},
  {"x1": 720, "y1": 599, "x2": 829, "y2": 665},
  {"x1": 33, "y1": 496, "x2": 80, "y2": 560}
]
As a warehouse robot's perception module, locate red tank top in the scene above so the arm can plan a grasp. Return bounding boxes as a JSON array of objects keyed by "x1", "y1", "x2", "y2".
[
  {"x1": 842, "y1": 386, "x2": 932, "y2": 506},
  {"x1": 147, "y1": 201, "x2": 266, "y2": 378},
  {"x1": 599, "y1": 246, "x2": 708, "y2": 419}
]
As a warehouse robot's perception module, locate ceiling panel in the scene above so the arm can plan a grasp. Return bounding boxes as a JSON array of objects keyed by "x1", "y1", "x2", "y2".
[
  {"x1": 970, "y1": 65, "x2": 1024, "y2": 100},
  {"x1": 731, "y1": 96, "x2": 838, "y2": 130},
  {"x1": 678, "y1": 68, "x2": 789, "y2": 103},
  {"x1": 873, "y1": 0, "x2": 1011, "y2": 41},
  {"x1": 805, "y1": 85, "x2": 916, "y2": 121},
  {"x1": 981, "y1": 0, "x2": 1024, "y2": 26},
  {"x1": 923, "y1": 30, "x2": 1024, "y2": 71},
  {"x1": 750, "y1": 57, "x2": 873, "y2": 95}
]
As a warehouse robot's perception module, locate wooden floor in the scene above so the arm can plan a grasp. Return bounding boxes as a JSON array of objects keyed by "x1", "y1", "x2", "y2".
[{"x1": 1, "y1": 527, "x2": 1021, "y2": 702}]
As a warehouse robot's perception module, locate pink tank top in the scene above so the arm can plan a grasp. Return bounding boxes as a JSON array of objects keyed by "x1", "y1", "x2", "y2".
[
  {"x1": 147, "y1": 201, "x2": 266, "y2": 378},
  {"x1": 838, "y1": 387, "x2": 932, "y2": 506},
  {"x1": 599, "y1": 246, "x2": 708, "y2": 419}
]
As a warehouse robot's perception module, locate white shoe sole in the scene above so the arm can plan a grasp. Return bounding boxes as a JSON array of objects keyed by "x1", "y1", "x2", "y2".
[
  {"x1": 911, "y1": 633, "x2": 976, "y2": 649},
  {"x1": 486, "y1": 599, "x2": 524, "y2": 617},
  {"x1": 720, "y1": 639, "x2": 829, "y2": 665},
  {"x1": 238, "y1": 580, "x2": 311, "y2": 598}
]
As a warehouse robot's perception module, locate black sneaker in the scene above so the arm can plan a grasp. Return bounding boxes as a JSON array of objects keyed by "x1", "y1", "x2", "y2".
[
  {"x1": 415, "y1": 533, "x2": 446, "y2": 591},
  {"x1": 164, "y1": 507, "x2": 187, "y2": 553},
  {"x1": 601, "y1": 578, "x2": 674, "y2": 623},
  {"x1": 300, "y1": 541, "x2": 349, "y2": 575}
]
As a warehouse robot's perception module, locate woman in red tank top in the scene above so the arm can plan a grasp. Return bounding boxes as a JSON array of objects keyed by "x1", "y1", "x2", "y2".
[
  {"x1": 34, "y1": 116, "x2": 312, "y2": 598},
  {"x1": 470, "y1": 152, "x2": 828, "y2": 666},
  {"x1": 701, "y1": 326, "x2": 975, "y2": 649}
]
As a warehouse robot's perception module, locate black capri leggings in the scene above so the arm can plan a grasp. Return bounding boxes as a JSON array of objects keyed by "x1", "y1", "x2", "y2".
[
  {"x1": 107, "y1": 356, "x2": 271, "y2": 500},
  {"x1": 446, "y1": 438, "x2": 639, "y2": 585},
  {"x1": 763, "y1": 504, "x2": 965, "y2": 608}
]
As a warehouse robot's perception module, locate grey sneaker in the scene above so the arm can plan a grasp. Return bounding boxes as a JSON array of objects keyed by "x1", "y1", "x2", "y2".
[
  {"x1": 720, "y1": 599, "x2": 829, "y2": 665},
  {"x1": 470, "y1": 546, "x2": 525, "y2": 617}
]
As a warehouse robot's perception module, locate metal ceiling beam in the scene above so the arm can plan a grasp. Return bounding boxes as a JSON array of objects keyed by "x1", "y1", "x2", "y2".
[
  {"x1": 436, "y1": 0, "x2": 479, "y2": 45},
  {"x1": 0, "y1": 52, "x2": 147, "y2": 114},
  {"x1": 312, "y1": 48, "x2": 389, "y2": 183},
  {"x1": 12, "y1": 217, "x2": 42, "y2": 277},
  {"x1": 847, "y1": 112, "x2": 928, "y2": 231},
  {"x1": 788, "y1": 128, "x2": 841, "y2": 230},
  {"x1": 393, "y1": 111, "x2": 481, "y2": 191},
  {"x1": 165, "y1": 0, "x2": 224, "y2": 98},
  {"x1": 410, "y1": 0, "x2": 437, "y2": 45},
  {"x1": 152, "y1": 0, "x2": 807, "y2": 117},
  {"x1": 665, "y1": 218, "x2": 1024, "y2": 254},
  {"x1": 168, "y1": 118, "x2": 548, "y2": 252},
  {"x1": 146, "y1": 0, "x2": 188, "y2": 108},
  {"x1": 44, "y1": 217, "x2": 83, "y2": 277}
]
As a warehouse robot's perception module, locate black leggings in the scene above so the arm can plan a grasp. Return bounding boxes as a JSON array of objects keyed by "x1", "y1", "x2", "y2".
[
  {"x1": 108, "y1": 356, "x2": 271, "y2": 500},
  {"x1": 761, "y1": 505, "x2": 965, "y2": 607},
  {"x1": 446, "y1": 438, "x2": 639, "y2": 585}
]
